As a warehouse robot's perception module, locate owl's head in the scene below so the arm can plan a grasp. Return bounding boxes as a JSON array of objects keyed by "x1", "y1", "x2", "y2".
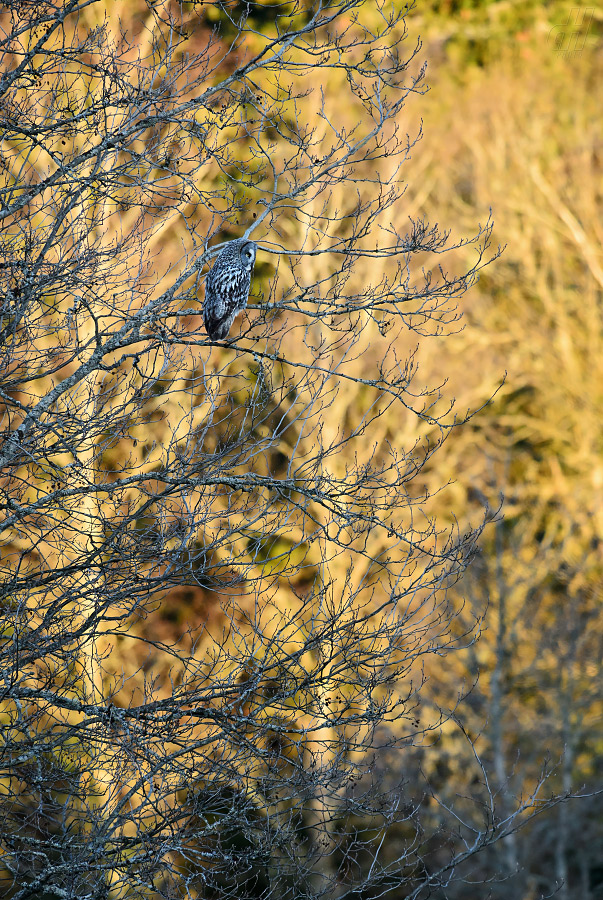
[{"x1": 239, "y1": 241, "x2": 257, "y2": 269}]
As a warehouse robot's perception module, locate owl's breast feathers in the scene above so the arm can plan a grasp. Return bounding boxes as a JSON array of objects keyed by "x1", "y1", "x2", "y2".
[{"x1": 209, "y1": 267, "x2": 251, "y2": 315}]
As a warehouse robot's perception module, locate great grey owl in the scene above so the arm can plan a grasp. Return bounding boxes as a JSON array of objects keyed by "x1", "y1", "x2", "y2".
[{"x1": 203, "y1": 239, "x2": 257, "y2": 341}]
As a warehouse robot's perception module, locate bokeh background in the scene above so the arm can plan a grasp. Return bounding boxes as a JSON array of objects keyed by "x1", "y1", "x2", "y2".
[
  {"x1": 375, "y1": 4, "x2": 603, "y2": 895},
  {"x1": 386, "y1": 4, "x2": 603, "y2": 896},
  {"x1": 127, "y1": 1, "x2": 603, "y2": 895},
  {"x1": 4, "y1": 0, "x2": 601, "y2": 896}
]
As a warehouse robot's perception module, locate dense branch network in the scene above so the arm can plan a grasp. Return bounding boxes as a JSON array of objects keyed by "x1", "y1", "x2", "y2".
[{"x1": 0, "y1": 3, "x2": 551, "y2": 900}]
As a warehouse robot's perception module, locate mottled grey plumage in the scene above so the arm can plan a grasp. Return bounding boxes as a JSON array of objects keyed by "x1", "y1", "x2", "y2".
[{"x1": 203, "y1": 239, "x2": 257, "y2": 340}]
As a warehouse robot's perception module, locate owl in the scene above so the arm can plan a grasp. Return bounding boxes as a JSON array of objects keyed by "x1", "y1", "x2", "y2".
[{"x1": 203, "y1": 239, "x2": 257, "y2": 341}]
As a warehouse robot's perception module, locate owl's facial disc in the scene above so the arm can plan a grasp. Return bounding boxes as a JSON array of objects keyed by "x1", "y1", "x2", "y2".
[{"x1": 241, "y1": 243, "x2": 256, "y2": 266}]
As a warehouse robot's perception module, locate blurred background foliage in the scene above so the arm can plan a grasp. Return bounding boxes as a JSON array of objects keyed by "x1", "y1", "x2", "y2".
[
  {"x1": 118, "y1": 0, "x2": 603, "y2": 894},
  {"x1": 3, "y1": 0, "x2": 601, "y2": 895},
  {"x1": 387, "y1": 2, "x2": 603, "y2": 895}
]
